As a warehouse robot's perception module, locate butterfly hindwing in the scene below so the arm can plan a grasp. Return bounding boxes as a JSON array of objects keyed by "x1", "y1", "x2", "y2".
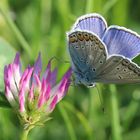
[{"x1": 96, "y1": 55, "x2": 140, "y2": 83}]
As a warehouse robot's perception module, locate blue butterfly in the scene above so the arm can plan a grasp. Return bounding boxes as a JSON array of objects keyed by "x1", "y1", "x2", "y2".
[{"x1": 67, "y1": 13, "x2": 140, "y2": 87}]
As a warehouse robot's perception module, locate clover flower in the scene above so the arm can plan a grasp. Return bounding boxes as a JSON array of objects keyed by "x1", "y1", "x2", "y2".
[{"x1": 4, "y1": 53, "x2": 72, "y2": 129}]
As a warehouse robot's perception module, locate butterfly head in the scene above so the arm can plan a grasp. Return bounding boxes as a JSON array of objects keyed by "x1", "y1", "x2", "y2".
[{"x1": 74, "y1": 71, "x2": 95, "y2": 88}]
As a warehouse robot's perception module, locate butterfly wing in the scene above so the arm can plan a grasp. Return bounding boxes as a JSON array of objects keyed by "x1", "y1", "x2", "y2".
[
  {"x1": 72, "y1": 13, "x2": 107, "y2": 38},
  {"x1": 68, "y1": 31, "x2": 108, "y2": 76},
  {"x1": 102, "y1": 26, "x2": 140, "y2": 59},
  {"x1": 95, "y1": 55, "x2": 140, "y2": 83}
]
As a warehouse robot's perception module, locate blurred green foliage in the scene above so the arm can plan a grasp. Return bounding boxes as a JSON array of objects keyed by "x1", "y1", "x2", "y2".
[{"x1": 0, "y1": 0, "x2": 140, "y2": 140}]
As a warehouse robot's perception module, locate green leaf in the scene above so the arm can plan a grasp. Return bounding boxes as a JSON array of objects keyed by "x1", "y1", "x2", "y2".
[{"x1": 0, "y1": 38, "x2": 16, "y2": 91}]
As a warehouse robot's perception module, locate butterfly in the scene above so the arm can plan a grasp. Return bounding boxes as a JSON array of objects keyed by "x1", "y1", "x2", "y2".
[{"x1": 67, "y1": 13, "x2": 140, "y2": 87}]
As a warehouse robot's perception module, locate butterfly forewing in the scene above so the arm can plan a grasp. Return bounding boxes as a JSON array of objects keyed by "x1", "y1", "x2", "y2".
[
  {"x1": 68, "y1": 31, "x2": 107, "y2": 74},
  {"x1": 96, "y1": 55, "x2": 140, "y2": 83}
]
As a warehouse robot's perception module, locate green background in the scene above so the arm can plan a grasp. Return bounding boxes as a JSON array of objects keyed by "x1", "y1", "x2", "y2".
[{"x1": 0, "y1": 0, "x2": 140, "y2": 140}]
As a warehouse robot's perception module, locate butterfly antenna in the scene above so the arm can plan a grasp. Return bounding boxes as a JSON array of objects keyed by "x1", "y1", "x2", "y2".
[
  {"x1": 50, "y1": 56, "x2": 70, "y2": 64},
  {"x1": 95, "y1": 85, "x2": 105, "y2": 113}
]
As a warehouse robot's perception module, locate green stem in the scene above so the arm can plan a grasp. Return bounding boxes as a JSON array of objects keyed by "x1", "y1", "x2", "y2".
[
  {"x1": 85, "y1": 0, "x2": 94, "y2": 13},
  {"x1": 109, "y1": 85, "x2": 122, "y2": 140},
  {"x1": 0, "y1": 6, "x2": 32, "y2": 60},
  {"x1": 32, "y1": 0, "x2": 42, "y2": 56},
  {"x1": 88, "y1": 90, "x2": 94, "y2": 121},
  {"x1": 58, "y1": 103, "x2": 77, "y2": 140},
  {"x1": 63, "y1": 101, "x2": 93, "y2": 140},
  {"x1": 21, "y1": 129, "x2": 30, "y2": 140}
]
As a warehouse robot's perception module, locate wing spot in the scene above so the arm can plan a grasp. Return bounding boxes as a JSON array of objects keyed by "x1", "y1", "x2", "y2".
[
  {"x1": 83, "y1": 33, "x2": 90, "y2": 41},
  {"x1": 99, "y1": 60, "x2": 103, "y2": 64},
  {"x1": 98, "y1": 44, "x2": 104, "y2": 49},
  {"x1": 94, "y1": 38, "x2": 100, "y2": 44},
  {"x1": 128, "y1": 63, "x2": 136, "y2": 70},
  {"x1": 116, "y1": 67, "x2": 120, "y2": 70},
  {"x1": 134, "y1": 68, "x2": 140, "y2": 75},
  {"x1": 81, "y1": 45, "x2": 85, "y2": 49},
  {"x1": 77, "y1": 32, "x2": 84, "y2": 41},
  {"x1": 69, "y1": 34, "x2": 78, "y2": 43},
  {"x1": 122, "y1": 59, "x2": 130, "y2": 66},
  {"x1": 123, "y1": 69, "x2": 127, "y2": 72},
  {"x1": 94, "y1": 46, "x2": 97, "y2": 50},
  {"x1": 80, "y1": 57, "x2": 84, "y2": 62},
  {"x1": 91, "y1": 68, "x2": 96, "y2": 72},
  {"x1": 89, "y1": 35, "x2": 94, "y2": 41},
  {"x1": 118, "y1": 75, "x2": 122, "y2": 79},
  {"x1": 75, "y1": 46, "x2": 79, "y2": 49}
]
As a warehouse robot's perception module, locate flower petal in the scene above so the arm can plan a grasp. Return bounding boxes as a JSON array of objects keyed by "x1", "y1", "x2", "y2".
[
  {"x1": 49, "y1": 95, "x2": 58, "y2": 112},
  {"x1": 102, "y1": 26, "x2": 140, "y2": 59},
  {"x1": 72, "y1": 13, "x2": 107, "y2": 38},
  {"x1": 12, "y1": 53, "x2": 22, "y2": 86},
  {"x1": 19, "y1": 88, "x2": 25, "y2": 112},
  {"x1": 20, "y1": 67, "x2": 34, "y2": 92},
  {"x1": 43, "y1": 60, "x2": 51, "y2": 80},
  {"x1": 45, "y1": 84, "x2": 51, "y2": 102},
  {"x1": 5, "y1": 84, "x2": 15, "y2": 104},
  {"x1": 33, "y1": 52, "x2": 42, "y2": 75},
  {"x1": 50, "y1": 68, "x2": 58, "y2": 87},
  {"x1": 57, "y1": 78, "x2": 68, "y2": 101},
  {"x1": 7, "y1": 64, "x2": 18, "y2": 97},
  {"x1": 29, "y1": 84, "x2": 34, "y2": 101},
  {"x1": 34, "y1": 74, "x2": 41, "y2": 90},
  {"x1": 62, "y1": 67, "x2": 72, "y2": 80},
  {"x1": 50, "y1": 67, "x2": 71, "y2": 97},
  {"x1": 38, "y1": 78, "x2": 46, "y2": 108}
]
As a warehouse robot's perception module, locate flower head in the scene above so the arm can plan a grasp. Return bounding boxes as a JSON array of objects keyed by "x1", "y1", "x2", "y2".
[{"x1": 4, "y1": 53, "x2": 72, "y2": 129}]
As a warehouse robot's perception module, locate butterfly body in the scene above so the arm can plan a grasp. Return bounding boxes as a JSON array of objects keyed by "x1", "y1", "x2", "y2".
[{"x1": 67, "y1": 14, "x2": 140, "y2": 86}]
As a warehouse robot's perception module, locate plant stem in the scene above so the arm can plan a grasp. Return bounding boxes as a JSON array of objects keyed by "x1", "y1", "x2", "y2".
[
  {"x1": 109, "y1": 85, "x2": 122, "y2": 140},
  {"x1": 21, "y1": 129, "x2": 30, "y2": 140},
  {"x1": 86, "y1": 0, "x2": 94, "y2": 13},
  {"x1": 0, "y1": 6, "x2": 32, "y2": 60},
  {"x1": 58, "y1": 103, "x2": 77, "y2": 140},
  {"x1": 88, "y1": 89, "x2": 94, "y2": 121},
  {"x1": 63, "y1": 101, "x2": 93, "y2": 140}
]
